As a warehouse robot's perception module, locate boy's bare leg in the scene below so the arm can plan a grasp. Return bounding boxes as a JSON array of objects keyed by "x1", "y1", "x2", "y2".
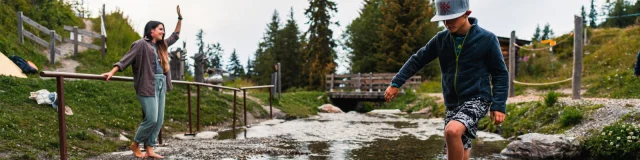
[
  {"x1": 464, "y1": 149, "x2": 470, "y2": 160},
  {"x1": 445, "y1": 120, "x2": 466, "y2": 160}
]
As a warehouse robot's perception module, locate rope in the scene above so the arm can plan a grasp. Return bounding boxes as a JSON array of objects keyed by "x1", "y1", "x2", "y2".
[
  {"x1": 517, "y1": 33, "x2": 573, "y2": 51},
  {"x1": 513, "y1": 78, "x2": 572, "y2": 86}
]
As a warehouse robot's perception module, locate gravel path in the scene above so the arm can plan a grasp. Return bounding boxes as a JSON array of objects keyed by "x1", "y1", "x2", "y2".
[{"x1": 88, "y1": 137, "x2": 305, "y2": 160}]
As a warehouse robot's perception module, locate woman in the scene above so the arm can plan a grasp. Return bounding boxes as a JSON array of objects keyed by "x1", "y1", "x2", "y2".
[{"x1": 102, "y1": 5, "x2": 183, "y2": 159}]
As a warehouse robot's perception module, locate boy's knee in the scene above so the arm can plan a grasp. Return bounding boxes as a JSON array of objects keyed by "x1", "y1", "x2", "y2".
[{"x1": 444, "y1": 121, "x2": 465, "y2": 138}]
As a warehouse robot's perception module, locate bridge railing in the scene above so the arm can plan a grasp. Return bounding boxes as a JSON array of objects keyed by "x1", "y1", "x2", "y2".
[
  {"x1": 325, "y1": 73, "x2": 423, "y2": 92},
  {"x1": 39, "y1": 71, "x2": 274, "y2": 159}
]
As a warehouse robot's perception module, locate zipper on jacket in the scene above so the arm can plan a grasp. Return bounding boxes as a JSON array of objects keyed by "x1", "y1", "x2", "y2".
[{"x1": 451, "y1": 31, "x2": 469, "y2": 105}]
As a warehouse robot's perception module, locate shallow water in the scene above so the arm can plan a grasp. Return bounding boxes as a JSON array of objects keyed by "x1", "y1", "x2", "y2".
[{"x1": 221, "y1": 112, "x2": 510, "y2": 159}]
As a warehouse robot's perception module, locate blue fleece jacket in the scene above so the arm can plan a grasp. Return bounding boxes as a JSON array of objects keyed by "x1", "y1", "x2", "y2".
[{"x1": 391, "y1": 17, "x2": 509, "y2": 113}]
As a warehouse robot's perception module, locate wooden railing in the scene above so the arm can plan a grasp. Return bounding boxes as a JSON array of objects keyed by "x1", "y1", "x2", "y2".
[
  {"x1": 17, "y1": 11, "x2": 63, "y2": 64},
  {"x1": 39, "y1": 71, "x2": 274, "y2": 160},
  {"x1": 325, "y1": 73, "x2": 423, "y2": 92},
  {"x1": 62, "y1": 4, "x2": 108, "y2": 59}
]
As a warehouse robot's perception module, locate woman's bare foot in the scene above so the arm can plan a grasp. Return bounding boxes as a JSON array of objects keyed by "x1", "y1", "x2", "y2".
[
  {"x1": 146, "y1": 146, "x2": 164, "y2": 159},
  {"x1": 129, "y1": 142, "x2": 145, "y2": 158}
]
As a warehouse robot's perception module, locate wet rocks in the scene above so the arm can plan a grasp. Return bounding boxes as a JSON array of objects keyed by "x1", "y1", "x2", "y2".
[
  {"x1": 172, "y1": 131, "x2": 219, "y2": 140},
  {"x1": 318, "y1": 104, "x2": 343, "y2": 113},
  {"x1": 368, "y1": 109, "x2": 402, "y2": 114},
  {"x1": 501, "y1": 133, "x2": 580, "y2": 159},
  {"x1": 118, "y1": 134, "x2": 130, "y2": 141}
]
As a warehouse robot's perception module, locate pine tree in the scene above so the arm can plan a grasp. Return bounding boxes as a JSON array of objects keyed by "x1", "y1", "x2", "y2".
[
  {"x1": 344, "y1": 0, "x2": 382, "y2": 73},
  {"x1": 245, "y1": 58, "x2": 254, "y2": 79},
  {"x1": 227, "y1": 49, "x2": 245, "y2": 78},
  {"x1": 196, "y1": 29, "x2": 205, "y2": 55},
  {"x1": 208, "y1": 43, "x2": 223, "y2": 69},
  {"x1": 541, "y1": 23, "x2": 553, "y2": 40},
  {"x1": 581, "y1": 5, "x2": 588, "y2": 25},
  {"x1": 253, "y1": 10, "x2": 280, "y2": 85},
  {"x1": 589, "y1": 0, "x2": 598, "y2": 27},
  {"x1": 302, "y1": 0, "x2": 338, "y2": 90},
  {"x1": 532, "y1": 24, "x2": 541, "y2": 41},
  {"x1": 375, "y1": 0, "x2": 441, "y2": 77},
  {"x1": 274, "y1": 7, "x2": 303, "y2": 90}
]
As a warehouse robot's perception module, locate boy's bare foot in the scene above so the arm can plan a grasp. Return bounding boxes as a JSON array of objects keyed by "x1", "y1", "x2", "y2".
[
  {"x1": 129, "y1": 142, "x2": 145, "y2": 158},
  {"x1": 146, "y1": 146, "x2": 164, "y2": 159}
]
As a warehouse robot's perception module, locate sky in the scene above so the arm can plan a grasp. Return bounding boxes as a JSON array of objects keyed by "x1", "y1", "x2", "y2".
[{"x1": 79, "y1": 0, "x2": 609, "y2": 74}]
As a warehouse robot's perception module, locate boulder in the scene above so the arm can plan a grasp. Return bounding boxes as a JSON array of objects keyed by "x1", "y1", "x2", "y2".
[
  {"x1": 501, "y1": 133, "x2": 581, "y2": 159},
  {"x1": 318, "y1": 104, "x2": 343, "y2": 113}
]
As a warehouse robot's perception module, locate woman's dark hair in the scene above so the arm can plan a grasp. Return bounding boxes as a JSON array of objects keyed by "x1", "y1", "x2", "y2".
[{"x1": 143, "y1": 21, "x2": 169, "y2": 73}]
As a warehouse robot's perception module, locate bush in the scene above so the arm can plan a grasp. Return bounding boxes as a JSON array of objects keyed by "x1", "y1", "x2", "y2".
[
  {"x1": 559, "y1": 108, "x2": 583, "y2": 127},
  {"x1": 584, "y1": 123, "x2": 640, "y2": 159},
  {"x1": 544, "y1": 92, "x2": 560, "y2": 107}
]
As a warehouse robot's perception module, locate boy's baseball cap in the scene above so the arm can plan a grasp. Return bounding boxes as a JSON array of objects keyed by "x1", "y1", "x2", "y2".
[{"x1": 431, "y1": 0, "x2": 469, "y2": 22}]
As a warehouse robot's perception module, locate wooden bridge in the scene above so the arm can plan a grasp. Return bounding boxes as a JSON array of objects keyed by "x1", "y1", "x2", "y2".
[{"x1": 325, "y1": 73, "x2": 423, "y2": 109}]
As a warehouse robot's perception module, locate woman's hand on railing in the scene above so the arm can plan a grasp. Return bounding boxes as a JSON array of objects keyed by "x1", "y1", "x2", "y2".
[
  {"x1": 102, "y1": 67, "x2": 118, "y2": 81},
  {"x1": 101, "y1": 72, "x2": 113, "y2": 81}
]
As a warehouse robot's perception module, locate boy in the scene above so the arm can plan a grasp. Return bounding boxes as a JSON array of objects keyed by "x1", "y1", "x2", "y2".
[{"x1": 384, "y1": 0, "x2": 508, "y2": 159}]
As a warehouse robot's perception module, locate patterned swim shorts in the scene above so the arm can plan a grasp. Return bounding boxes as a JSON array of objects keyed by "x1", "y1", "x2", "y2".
[{"x1": 444, "y1": 97, "x2": 490, "y2": 149}]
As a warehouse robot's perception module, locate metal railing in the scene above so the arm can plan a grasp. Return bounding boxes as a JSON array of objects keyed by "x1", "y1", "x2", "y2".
[{"x1": 39, "y1": 71, "x2": 274, "y2": 160}]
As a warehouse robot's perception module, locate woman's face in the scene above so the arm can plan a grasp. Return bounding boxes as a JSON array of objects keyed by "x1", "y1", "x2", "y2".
[{"x1": 150, "y1": 24, "x2": 165, "y2": 41}]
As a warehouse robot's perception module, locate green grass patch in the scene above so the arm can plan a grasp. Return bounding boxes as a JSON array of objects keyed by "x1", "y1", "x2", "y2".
[
  {"x1": 583, "y1": 123, "x2": 640, "y2": 159},
  {"x1": 76, "y1": 10, "x2": 140, "y2": 76},
  {"x1": 0, "y1": 75, "x2": 263, "y2": 158},
  {"x1": 0, "y1": 1, "x2": 84, "y2": 71},
  {"x1": 417, "y1": 79, "x2": 442, "y2": 93},
  {"x1": 479, "y1": 101, "x2": 602, "y2": 138},
  {"x1": 251, "y1": 91, "x2": 328, "y2": 118}
]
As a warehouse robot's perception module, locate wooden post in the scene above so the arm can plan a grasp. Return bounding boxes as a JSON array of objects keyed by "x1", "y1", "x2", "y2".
[
  {"x1": 573, "y1": 15, "x2": 583, "y2": 99},
  {"x1": 508, "y1": 31, "x2": 516, "y2": 97},
  {"x1": 277, "y1": 62, "x2": 281, "y2": 99},
  {"x1": 584, "y1": 28, "x2": 588, "y2": 46},
  {"x1": 159, "y1": 130, "x2": 162, "y2": 145},
  {"x1": 73, "y1": 26, "x2": 79, "y2": 58},
  {"x1": 269, "y1": 88, "x2": 273, "y2": 119},
  {"x1": 243, "y1": 90, "x2": 247, "y2": 127},
  {"x1": 330, "y1": 73, "x2": 334, "y2": 92},
  {"x1": 101, "y1": 35, "x2": 106, "y2": 59},
  {"x1": 232, "y1": 90, "x2": 237, "y2": 139},
  {"x1": 197, "y1": 85, "x2": 200, "y2": 132},
  {"x1": 357, "y1": 73, "x2": 361, "y2": 92},
  {"x1": 369, "y1": 72, "x2": 373, "y2": 92},
  {"x1": 17, "y1": 12, "x2": 24, "y2": 44},
  {"x1": 271, "y1": 73, "x2": 276, "y2": 95},
  {"x1": 187, "y1": 84, "x2": 193, "y2": 135},
  {"x1": 56, "y1": 77, "x2": 67, "y2": 160},
  {"x1": 50, "y1": 30, "x2": 56, "y2": 64}
]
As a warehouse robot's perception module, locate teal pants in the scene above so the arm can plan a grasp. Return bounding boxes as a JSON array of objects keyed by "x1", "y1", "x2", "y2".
[{"x1": 134, "y1": 74, "x2": 166, "y2": 147}]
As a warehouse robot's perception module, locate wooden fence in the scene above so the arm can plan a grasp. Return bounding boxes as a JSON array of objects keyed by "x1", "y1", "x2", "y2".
[{"x1": 325, "y1": 73, "x2": 423, "y2": 92}]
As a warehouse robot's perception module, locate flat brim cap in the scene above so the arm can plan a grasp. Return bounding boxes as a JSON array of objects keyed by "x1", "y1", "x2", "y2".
[{"x1": 431, "y1": 0, "x2": 469, "y2": 22}]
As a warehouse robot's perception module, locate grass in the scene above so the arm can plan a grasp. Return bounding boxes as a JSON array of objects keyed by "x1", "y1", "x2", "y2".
[
  {"x1": 417, "y1": 78, "x2": 442, "y2": 93},
  {"x1": 478, "y1": 100, "x2": 602, "y2": 138},
  {"x1": 0, "y1": 1, "x2": 84, "y2": 71},
  {"x1": 513, "y1": 26, "x2": 640, "y2": 98},
  {"x1": 222, "y1": 78, "x2": 258, "y2": 89},
  {"x1": 75, "y1": 10, "x2": 140, "y2": 76},
  {"x1": 0, "y1": 75, "x2": 265, "y2": 159},
  {"x1": 252, "y1": 91, "x2": 328, "y2": 118}
]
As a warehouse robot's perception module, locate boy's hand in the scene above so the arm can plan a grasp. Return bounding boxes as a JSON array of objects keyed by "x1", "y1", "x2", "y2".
[
  {"x1": 491, "y1": 111, "x2": 505, "y2": 125},
  {"x1": 384, "y1": 86, "x2": 399, "y2": 102}
]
